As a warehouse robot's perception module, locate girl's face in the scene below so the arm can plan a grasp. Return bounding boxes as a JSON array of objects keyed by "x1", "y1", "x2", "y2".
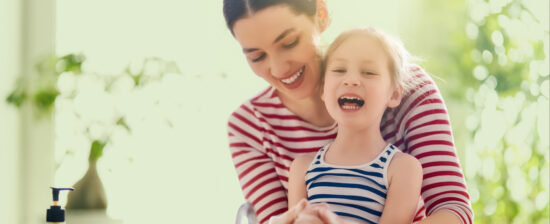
[
  {"x1": 232, "y1": 5, "x2": 323, "y2": 101},
  {"x1": 322, "y1": 34, "x2": 402, "y2": 130}
]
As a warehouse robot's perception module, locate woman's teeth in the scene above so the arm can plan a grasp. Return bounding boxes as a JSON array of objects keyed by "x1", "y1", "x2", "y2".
[{"x1": 281, "y1": 66, "x2": 304, "y2": 84}]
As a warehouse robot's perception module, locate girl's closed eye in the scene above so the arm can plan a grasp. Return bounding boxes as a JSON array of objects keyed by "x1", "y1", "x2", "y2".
[
  {"x1": 331, "y1": 68, "x2": 346, "y2": 73},
  {"x1": 362, "y1": 71, "x2": 378, "y2": 76}
]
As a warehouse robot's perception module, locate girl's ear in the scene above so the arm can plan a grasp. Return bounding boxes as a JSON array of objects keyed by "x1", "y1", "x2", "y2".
[
  {"x1": 316, "y1": 0, "x2": 330, "y2": 33},
  {"x1": 387, "y1": 85, "x2": 403, "y2": 108}
]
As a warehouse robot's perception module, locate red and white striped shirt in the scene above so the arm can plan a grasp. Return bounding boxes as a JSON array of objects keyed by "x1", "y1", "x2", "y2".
[{"x1": 227, "y1": 66, "x2": 473, "y2": 224}]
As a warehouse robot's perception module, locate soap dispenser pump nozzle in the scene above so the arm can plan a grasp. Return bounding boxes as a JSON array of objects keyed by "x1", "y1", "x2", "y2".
[{"x1": 47, "y1": 187, "x2": 74, "y2": 223}]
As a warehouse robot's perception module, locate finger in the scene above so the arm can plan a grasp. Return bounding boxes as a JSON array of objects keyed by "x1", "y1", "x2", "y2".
[
  {"x1": 318, "y1": 207, "x2": 340, "y2": 224},
  {"x1": 273, "y1": 201, "x2": 306, "y2": 224},
  {"x1": 310, "y1": 203, "x2": 329, "y2": 210},
  {"x1": 295, "y1": 213, "x2": 325, "y2": 224},
  {"x1": 288, "y1": 199, "x2": 308, "y2": 221}
]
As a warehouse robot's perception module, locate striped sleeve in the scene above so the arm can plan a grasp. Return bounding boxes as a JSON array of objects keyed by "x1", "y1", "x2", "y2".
[
  {"x1": 227, "y1": 105, "x2": 288, "y2": 224},
  {"x1": 400, "y1": 71, "x2": 473, "y2": 224}
]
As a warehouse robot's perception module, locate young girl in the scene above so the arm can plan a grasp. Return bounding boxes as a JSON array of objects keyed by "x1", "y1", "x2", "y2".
[{"x1": 287, "y1": 27, "x2": 423, "y2": 224}]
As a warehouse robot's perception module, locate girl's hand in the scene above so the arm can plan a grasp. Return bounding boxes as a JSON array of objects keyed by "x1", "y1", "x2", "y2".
[
  {"x1": 270, "y1": 199, "x2": 308, "y2": 224},
  {"x1": 314, "y1": 204, "x2": 357, "y2": 224},
  {"x1": 271, "y1": 200, "x2": 354, "y2": 224},
  {"x1": 294, "y1": 203, "x2": 328, "y2": 224}
]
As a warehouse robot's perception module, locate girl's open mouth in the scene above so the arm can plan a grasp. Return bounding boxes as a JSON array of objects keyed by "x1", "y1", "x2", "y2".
[{"x1": 338, "y1": 95, "x2": 364, "y2": 110}]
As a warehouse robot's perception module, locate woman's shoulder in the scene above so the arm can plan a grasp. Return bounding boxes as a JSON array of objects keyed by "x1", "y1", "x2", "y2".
[
  {"x1": 398, "y1": 64, "x2": 446, "y2": 111},
  {"x1": 228, "y1": 86, "x2": 279, "y2": 118},
  {"x1": 405, "y1": 64, "x2": 439, "y2": 95}
]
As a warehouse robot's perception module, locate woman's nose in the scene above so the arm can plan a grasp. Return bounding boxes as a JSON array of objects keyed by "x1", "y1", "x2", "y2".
[{"x1": 269, "y1": 56, "x2": 290, "y2": 77}]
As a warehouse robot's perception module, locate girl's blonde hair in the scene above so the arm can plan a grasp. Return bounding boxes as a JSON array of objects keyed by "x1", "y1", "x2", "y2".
[{"x1": 324, "y1": 27, "x2": 418, "y2": 95}]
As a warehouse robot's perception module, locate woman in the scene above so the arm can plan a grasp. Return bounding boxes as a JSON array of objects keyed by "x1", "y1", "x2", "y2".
[{"x1": 223, "y1": 0, "x2": 472, "y2": 223}]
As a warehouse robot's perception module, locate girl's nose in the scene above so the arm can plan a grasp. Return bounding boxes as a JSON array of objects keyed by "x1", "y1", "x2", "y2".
[{"x1": 343, "y1": 74, "x2": 360, "y2": 87}]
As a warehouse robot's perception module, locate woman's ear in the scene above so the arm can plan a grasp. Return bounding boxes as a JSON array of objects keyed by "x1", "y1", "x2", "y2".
[
  {"x1": 316, "y1": 0, "x2": 330, "y2": 32},
  {"x1": 387, "y1": 85, "x2": 403, "y2": 108}
]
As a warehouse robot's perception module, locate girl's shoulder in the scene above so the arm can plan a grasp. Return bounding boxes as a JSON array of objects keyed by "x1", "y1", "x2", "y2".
[
  {"x1": 387, "y1": 151, "x2": 422, "y2": 184},
  {"x1": 290, "y1": 153, "x2": 317, "y2": 174}
]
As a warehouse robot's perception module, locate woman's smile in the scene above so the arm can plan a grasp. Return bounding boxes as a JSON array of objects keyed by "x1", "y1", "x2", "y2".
[{"x1": 279, "y1": 66, "x2": 305, "y2": 88}]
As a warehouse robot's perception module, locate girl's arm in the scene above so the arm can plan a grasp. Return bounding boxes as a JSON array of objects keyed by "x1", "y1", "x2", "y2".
[
  {"x1": 288, "y1": 155, "x2": 314, "y2": 208},
  {"x1": 378, "y1": 153, "x2": 423, "y2": 224},
  {"x1": 280, "y1": 155, "x2": 326, "y2": 224}
]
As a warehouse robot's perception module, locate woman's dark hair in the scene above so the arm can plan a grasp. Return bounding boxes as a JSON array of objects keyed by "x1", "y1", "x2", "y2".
[{"x1": 223, "y1": 0, "x2": 317, "y2": 35}]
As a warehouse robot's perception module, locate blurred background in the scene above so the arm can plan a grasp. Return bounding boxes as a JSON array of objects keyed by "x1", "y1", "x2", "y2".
[{"x1": 0, "y1": 0, "x2": 548, "y2": 223}]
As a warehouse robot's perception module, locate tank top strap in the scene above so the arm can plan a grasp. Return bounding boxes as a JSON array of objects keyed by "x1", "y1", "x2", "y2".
[{"x1": 307, "y1": 143, "x2": 330, "y2": 170}]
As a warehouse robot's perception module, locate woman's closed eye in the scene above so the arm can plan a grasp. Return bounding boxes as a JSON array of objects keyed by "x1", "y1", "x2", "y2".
[
  {"x1": 283, "y1": 37, "x2": 300, "y2": 49},
  {"x1": 251, "y1": 53, "x2": 266, "y2": 62}
]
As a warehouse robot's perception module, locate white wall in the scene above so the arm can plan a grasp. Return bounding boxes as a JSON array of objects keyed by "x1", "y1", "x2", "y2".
[
  {"x1": 0, "y1": 0, "x2": 22, "y2": 223},
  {"x1": 19, "y1": 0, "x2": 58, "y2": 222},
  {"x1": 0, "y1": 0, "x2": 57, "y2": 223}
]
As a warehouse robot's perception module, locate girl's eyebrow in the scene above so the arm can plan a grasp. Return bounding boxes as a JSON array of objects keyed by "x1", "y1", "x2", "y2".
[
  {"x1": 329, "y1": 58, "x2": 348, "y2": 63},
  {"x1": 242, "y1": 28, "x2": 296, "y2": 53}
]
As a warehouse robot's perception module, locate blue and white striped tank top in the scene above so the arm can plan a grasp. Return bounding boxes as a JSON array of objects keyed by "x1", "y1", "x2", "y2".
[{"x1": 305, "y1": 144, "x2": 400, "y2": 224}]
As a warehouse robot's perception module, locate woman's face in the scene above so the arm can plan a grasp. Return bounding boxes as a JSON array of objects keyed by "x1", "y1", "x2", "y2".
[{"x1": 232, "y1": 5, "x2": 323, "y2": 101}]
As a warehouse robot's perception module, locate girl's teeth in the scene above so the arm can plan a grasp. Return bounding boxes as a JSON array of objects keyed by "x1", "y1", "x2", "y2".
[
  {"x1": 342, "y1": 105, "x2": 361, "y2": 110},
  {"x1": 281, "y1": 67, "x2": 304, "y2": 84}
]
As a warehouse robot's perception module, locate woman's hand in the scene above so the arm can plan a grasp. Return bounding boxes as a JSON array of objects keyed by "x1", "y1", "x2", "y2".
[
  {"x1": 315, "y1": 204, "x2": 357, "y2": 224},
  {"x1": 294, "y1": 202, "x2": 328, "y2": 224},
  {"x1": 269, "y1": 199, "x2": 309, "y2": 224},
  {"x1": 269, "y1": 199, "x2": 327, "y2": 224},
  {"x1": 270, "y1": 199, "x2": 355, "y2": 224}
]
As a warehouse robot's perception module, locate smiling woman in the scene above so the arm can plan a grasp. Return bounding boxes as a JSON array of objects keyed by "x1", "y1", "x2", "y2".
[{"x1": 224, "y1": 1, "x2": 472, "y2": 224}]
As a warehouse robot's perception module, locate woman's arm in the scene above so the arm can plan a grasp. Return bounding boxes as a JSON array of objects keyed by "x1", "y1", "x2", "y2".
[
  {"x1": 378, "y1": 153, "x2": 423, "y2": 224},
  {"x1": 415, "y1": 210, "x2": 462, "y2": 224},
  {"x1": 228, "y1": 116, "x2": 288, "y2": 224},
  {"x1": 400, "y1": 68, "x2": 473, "y2": 224}
]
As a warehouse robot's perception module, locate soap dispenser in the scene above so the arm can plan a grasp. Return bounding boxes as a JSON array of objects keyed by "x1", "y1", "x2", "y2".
[{"x1": 47, "y1": 187, "x2": 74, "y2": 224}]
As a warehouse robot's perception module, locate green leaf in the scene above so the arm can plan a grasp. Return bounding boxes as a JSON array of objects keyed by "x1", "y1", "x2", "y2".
[
  {"x1": 58, "y1": 53, "x2": 85, "y2": 74},
  {"x1": 33, "y1": 88, "x2": 59, "y2": 111},
  {"x1": 89, "y1": 140, "x2": 107, "y2": 161},
  {"x1": 6, "y1": 90, "x2": 26, "y2": 107},
  {"x1": 116, "y1": 117, "x2": 131, "y2": 133},
  {"x1": 532, "y1": 41, "x2": 545, "y2": 60}
]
